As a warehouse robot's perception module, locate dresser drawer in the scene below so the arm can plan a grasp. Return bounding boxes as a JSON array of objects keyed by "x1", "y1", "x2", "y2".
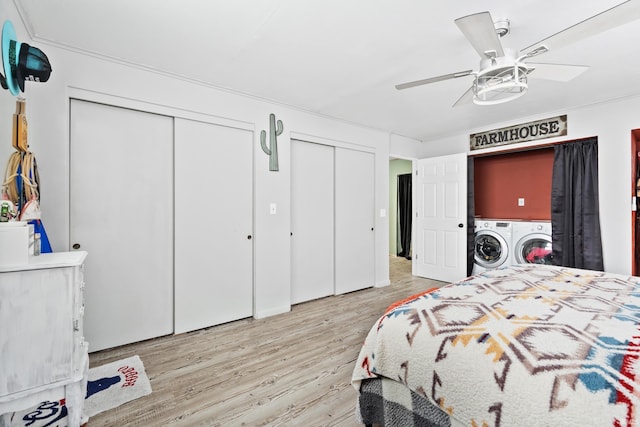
[{"x1": 0, "y1": 267, "x2": 75, "y2": 396}]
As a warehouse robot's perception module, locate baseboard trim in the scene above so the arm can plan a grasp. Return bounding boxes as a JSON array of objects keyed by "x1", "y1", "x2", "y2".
[
  {"x1": 254, "y1": 306, "x2": 291, "y2": 319},
  {"x1": 375, "y1": 280, "x2": 391, "y2": 288}
]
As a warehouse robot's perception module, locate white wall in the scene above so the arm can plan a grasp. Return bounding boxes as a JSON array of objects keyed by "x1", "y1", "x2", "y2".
[
  {"x1": 0, "y1": 0, "x2": 401, "y2": 318},
  {"x1": 390, "y1": 133, "x2": 421, "y2": 159},
  {"x1": 419, "y1": 98, "x2": 640, "y2": 276}
]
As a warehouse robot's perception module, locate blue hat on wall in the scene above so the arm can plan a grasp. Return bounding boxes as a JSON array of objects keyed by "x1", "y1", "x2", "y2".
[{"x1": 1, "y1": 20, "x2": 52, "y2": 96}]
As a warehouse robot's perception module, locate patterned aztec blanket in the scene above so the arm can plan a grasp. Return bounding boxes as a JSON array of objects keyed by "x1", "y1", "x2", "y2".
[{"x1": 351, "y1": 265, "x2": 640, "y2": 427}]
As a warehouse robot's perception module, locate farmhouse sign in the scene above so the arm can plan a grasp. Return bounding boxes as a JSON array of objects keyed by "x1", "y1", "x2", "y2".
[{"x1": 470, "y1": 115, "x2": 567, "y2": 151}]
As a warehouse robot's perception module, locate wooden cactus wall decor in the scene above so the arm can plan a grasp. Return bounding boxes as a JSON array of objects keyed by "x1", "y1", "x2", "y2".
[{"x1": 260, "y1": 113, "x2": 283, "y2": 171}]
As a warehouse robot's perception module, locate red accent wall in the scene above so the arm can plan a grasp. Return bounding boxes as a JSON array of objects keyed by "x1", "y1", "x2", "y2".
[
  {"x1": 632, "y1": 129, "x2": 640, "y2": 275},
  {"x1": 474, "y1": 148, "x2": 554, "y2": 220}
]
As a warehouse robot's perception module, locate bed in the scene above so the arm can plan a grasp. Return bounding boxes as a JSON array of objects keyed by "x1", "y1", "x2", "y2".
[{"x1": 351, "y1": 264, "x2": 640, "y2": 426}]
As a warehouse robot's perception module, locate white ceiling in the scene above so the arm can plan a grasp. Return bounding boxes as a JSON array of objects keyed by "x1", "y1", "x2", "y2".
[{"x1": 13, "y1": 0, "x2": 640, "y2": 143}]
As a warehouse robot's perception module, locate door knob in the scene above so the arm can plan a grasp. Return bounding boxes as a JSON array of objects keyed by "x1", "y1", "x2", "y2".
[
  {"x1": 247, "y1": 235, "x2": 252, "y2": 240},
  {"x1": 72, "y1": 243, "x2": 81, "y2": 249},
  {"x1": 458, "y1": 223, "x2": 464, "y2": 228}
]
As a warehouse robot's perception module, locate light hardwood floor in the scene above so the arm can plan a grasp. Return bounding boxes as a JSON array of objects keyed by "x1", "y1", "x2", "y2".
[{"x1": 87, "y1": 256, "x2": 445, "y2": 426}]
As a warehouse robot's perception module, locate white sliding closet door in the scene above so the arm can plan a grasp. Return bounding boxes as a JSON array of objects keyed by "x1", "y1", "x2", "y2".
[
  {"x1": 174, "y1": 118, "x2": 253, "y2": 334},
  {"x1": 70, "y1": 100, "x2": 174, "y2": 352},
  {"x1": 290, "y1": 140, "x2": 334, "y2": 304},
  {"x1": 334, "y1": 147, "x2": 375, "y2": 294}
]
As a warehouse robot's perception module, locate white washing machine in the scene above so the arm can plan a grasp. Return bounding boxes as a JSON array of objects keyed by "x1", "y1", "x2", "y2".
[
  {"x1": 512, "y1": 221, "x2": 553, "y2": 265},
  {"x1": 473, "y1": 219, "x2": 513, "y2": 274}
]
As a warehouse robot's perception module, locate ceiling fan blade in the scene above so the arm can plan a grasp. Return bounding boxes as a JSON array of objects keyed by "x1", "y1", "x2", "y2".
[
  {"x1": 395, "y1": 70, "x2": 473, "y2": 90},
  {"x1": 522, "y1": 1, "x2": 640, "y2": 55},
  {"x1": 453, "y1": 87, "x2": 474, "y2": 107},
  {"x1": 455, "y1": 11, "x2": 504, "y2": 58},
  {"x1": 527, "y1": 63, "x2": 589, "y2": 82}
]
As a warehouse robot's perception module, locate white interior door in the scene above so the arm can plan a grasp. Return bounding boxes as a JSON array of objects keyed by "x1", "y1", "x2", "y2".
[
  {"x1": 290, "y1": 140, "x2": 334, "y2": 304},
  {"x1": 413, "y1": 152, "x2": 467, "y2": 283},
  {"x1": 174, "y1": 118, "x2": 253, "y2": 334},
  {"x1": 335, "y1": 147, "x2": 375, "y2": 294},
  {"x1": 70, "y1": 99, "x2": 174, "y2": 352}
]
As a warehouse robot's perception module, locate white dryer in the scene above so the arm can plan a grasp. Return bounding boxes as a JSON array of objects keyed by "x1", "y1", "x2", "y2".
[
  {"x1": 512, "y1": 221, "x2": 553, "y2": 265},
  {"x1": 473, "y1": 219, "x2": 513, "y2": 274}
]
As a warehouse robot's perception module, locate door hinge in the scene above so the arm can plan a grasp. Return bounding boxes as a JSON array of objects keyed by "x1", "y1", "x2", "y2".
[{"x1": 415, "y1": 253, "x2": 418, "y2": 260}]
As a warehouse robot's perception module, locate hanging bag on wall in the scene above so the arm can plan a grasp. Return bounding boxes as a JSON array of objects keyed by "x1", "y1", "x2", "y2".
[
  {"x1": 2, "y1": 151, "x2": 51, "y2": 252},
  {"x1": 15, "y1": 151, "x2": 51, "y2": 252},
  {"x1": 4, "y1": 100, "x2": 34, "y2": 210},
  {"x1": 2, "y1": 151, "x2": 38, "y2": 213},
  {"x1": 2, "y1": 151, "x2": 22, "y2": 207},
  {"x1": 12, "y1": 99, "x2": 28, "y2": 151}
]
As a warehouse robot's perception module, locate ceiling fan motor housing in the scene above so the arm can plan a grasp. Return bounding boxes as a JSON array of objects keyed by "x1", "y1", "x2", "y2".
[
  {"x1": 474, "y1": 48, "x2": 528, "y2": 105},
  {"x1": 494, "y1": 18, "x2": 510, "y2": 37}
]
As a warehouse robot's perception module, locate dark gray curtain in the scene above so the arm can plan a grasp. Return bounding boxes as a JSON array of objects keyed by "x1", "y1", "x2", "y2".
[
  {"x1": 551, "y1": 137, "x2": 604, "y2": 270},
  {"x1": 467, "y1": 157, "x2": 475, "y2": 276},
  {"x1": 397, "y1": 174, "x2": 412, "y2": 259}
]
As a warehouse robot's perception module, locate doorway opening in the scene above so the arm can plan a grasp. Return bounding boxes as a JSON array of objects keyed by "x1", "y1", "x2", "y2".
[
  {"x1": 397, "y1": 173, "x2": 412, "y2": 259},
  {"x1": 632, "y1": 129, "x2": 640, "y2": 275},
  {"x1": 389, "y1": 158, "x2": 413, "y2": 277}
]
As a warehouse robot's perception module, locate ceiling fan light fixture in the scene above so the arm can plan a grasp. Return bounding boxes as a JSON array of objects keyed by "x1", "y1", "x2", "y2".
[{"x1": 473, "y1": 62, "x2": 528, "y2": 105}]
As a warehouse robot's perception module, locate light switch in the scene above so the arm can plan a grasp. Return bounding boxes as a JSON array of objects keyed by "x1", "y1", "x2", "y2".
[
  {"x1": 518, "y1": 198, "x2": 525, "y2": 207},
  {"x1": 270, "y1": 203, "x2": 277, "y2": 215}
]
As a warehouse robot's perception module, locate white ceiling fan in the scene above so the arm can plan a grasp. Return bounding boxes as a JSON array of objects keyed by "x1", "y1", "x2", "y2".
[{"x1": 396, "y1": 1, "x2": 640, "y2": 106}]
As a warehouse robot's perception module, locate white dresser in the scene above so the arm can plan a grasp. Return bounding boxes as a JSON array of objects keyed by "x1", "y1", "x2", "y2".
[{"x1": 0, "y1": 251, "x2": 88, "y2": 427}]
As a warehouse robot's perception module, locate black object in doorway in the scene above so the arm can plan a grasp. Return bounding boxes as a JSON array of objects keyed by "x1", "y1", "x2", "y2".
[
  {"x1": 397, "y1": 173, "x2": 412, "y2": 259},
  {"x1": 467, "y1": 156, "x2": 475, "y2": 277},
  {"x1": 551, "y1": 137, "x2": 603, "y2": 270}
]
